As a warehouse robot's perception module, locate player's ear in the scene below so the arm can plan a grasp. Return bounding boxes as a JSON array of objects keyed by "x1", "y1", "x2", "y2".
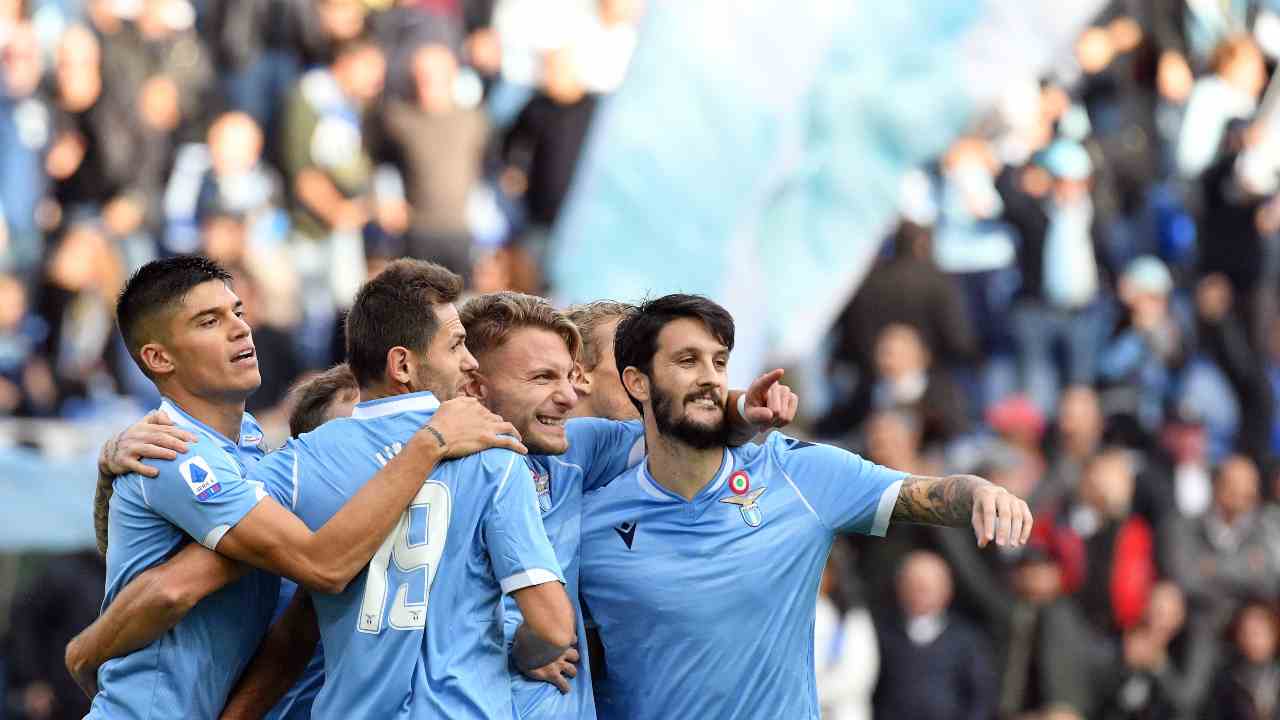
[
  {"x1": 139, "y1": 342, "x2": 176, "y2": 378},
  {"x1": 464, "y1": 372, "x2": 487, "y2": 401},
  {"x1": 571, "y1": 363, "x2": 591, "y2": 395},
  {"x1": 621, "y1": 366, "x2": 648, "y2": 405},
  {"x1": 386, "y1": 346, "x2": 414, "y2": 386}
]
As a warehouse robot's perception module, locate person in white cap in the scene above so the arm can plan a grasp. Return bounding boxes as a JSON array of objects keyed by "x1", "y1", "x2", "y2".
[{"x1": 1097, "y1": 255, "x2": 1188, "y2": 434}]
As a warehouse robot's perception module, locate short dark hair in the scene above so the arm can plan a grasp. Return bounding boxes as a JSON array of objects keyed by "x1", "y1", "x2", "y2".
[
  {"x1": 613, "y1": 294, "x2": 734, "y2": 414},
  {"x1": 116, "y1": 255, "x2": 233, "y2": 378},
  {"x1": 345, "y1": 259, "x2": 462, "y2": 388},
  {"x1": 288, "y1": 363, "x2": 358, "y2": 436},
  {"x1": 566, "y1": 300, "x2": 635, "y2": 371},
  {"x1": 460, "y1": 292, "x2": 581, "y2": 364}
]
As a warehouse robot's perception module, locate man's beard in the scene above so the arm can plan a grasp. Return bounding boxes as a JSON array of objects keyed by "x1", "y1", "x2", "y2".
[{"x1": 651, "y1": 382, "x2": 729, "y2": 449}]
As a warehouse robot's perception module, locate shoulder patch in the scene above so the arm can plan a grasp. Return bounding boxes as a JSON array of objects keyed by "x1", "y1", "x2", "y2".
[{"x1": 179, "y1": 456, "x2": 224, "y2": 501}]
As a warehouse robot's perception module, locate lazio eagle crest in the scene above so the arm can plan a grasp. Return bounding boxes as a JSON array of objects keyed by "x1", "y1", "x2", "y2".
[{"x1": 720, "y1": 488, "x2": 766, "y2": 527}]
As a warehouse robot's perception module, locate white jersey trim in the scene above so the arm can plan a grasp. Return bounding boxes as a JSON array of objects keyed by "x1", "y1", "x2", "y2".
[
  {"x1": 202, "y1": 524, "x2": 230, "y2": 550},
  {"x1": 870, "y1": 479, "x2": 903, "y2": 537},
  {"x1": 200, "y1": 489, "x2": 266, "y2": 550},
  {"x1": 500, "y1": 568, "x2": 561, "y2": 594},
  {"x1": 351, "y1": 393, "x2": 440, "y2": 419},
  {"x1": 290, "y1": 449, "x2": 300, "y2": 510}
]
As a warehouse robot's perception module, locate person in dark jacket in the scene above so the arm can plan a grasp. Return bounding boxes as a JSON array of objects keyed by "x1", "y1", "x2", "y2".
[{"x1": 873, "y1": 551, "x2": 997, "y2": 720}]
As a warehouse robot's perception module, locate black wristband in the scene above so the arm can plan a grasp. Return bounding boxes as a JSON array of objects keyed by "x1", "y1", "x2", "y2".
[{"x1": 512, "y1": 623, "x2": 572, "y2": 673}]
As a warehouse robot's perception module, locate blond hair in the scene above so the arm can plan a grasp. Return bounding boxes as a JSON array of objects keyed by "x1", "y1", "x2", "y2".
[{"x1": 566, "y1": 300, "x2": 635, "y2": 370}]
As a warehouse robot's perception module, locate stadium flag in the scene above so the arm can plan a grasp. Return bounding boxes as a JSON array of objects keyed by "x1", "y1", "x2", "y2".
[{"x1": 549, "y1": 0, "x2": 1106, "y2": 384}]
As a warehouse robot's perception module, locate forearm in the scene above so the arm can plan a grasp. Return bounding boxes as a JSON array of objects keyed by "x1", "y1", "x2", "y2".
[
  {"x1": 298, "y1": 438, "x2": 445, "y2": 588},
  {"x1": 67, "y1": 544, "x2": 246, "y2": 677},
  {"x1": 891, "y1": 474, "x2": 989, "y2": 527},
  {"x1": 66, "y1": 574, "x2": 183, "y2": 681},
  {"x1": 221, "y1": 591, "x2": 319, "y2": 719},
  {"x1": 94, "y1": 467, "x2": 114, "y2": 556}
]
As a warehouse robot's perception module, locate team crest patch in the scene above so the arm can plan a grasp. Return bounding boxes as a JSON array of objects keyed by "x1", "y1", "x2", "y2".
[
  {"x1": 532, "y1": 468, "x2": 552, "y2": 513},
  {"x1": 728, "y1": 470, "x2": 750, "y2": 495},
  {"x1": 720, "y1": 487, "x2": 766, "y2": 527},
  {"x1": 179, "y1": 456, "x2": 223, "y2": 501}
]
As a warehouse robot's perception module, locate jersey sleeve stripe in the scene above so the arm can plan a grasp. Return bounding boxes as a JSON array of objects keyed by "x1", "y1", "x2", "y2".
[
  {"x1": 495, "y1": 452, "x2": 518, "y2": 496},
  {"x1": 870, "y1": 479, "x2": 903, "y2": 537},
  {"x1": 777, "y1": 465, "x2": 826, "y2": 529},
  {"x1": 499, "y1": 568, "x2": 562, "y2": 594}
]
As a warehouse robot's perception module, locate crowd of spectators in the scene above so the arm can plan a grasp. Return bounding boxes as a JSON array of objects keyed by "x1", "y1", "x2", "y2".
[
  {"x1": 0, "y1": 0, "x2": 641, "y2": 436},
  {"x1": 814, "y1": 2, "x2": 1280, "y2": 718},
  {"x1": 8, "y1": 1, "x2": 1280, "y2": 719}
]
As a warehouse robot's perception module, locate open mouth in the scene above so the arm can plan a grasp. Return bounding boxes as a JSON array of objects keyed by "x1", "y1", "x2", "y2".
[
  {"x1": 231, "y1": 347, "x2": 257, "y2": 364},
  {"x1": 686, "y1": 394, "x2": 721, "y2": 410},
  {"x1": 535, "y1": 415, "x2": 566, "y2": 429}
]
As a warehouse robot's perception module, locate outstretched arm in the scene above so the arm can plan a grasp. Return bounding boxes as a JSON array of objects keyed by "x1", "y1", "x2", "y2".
[
  {"x1": 66, "y1": 543, "x2": 244, "y2": 697},
  {"x1": 220, "y1": 589, "x2": 320, "y2": 720},
  {"x1": 217, "y1": 398, "x2": 525, "y2": 593},
  {"x1": 892, "y1": 475, "x2": 1033, "y2": 548}
]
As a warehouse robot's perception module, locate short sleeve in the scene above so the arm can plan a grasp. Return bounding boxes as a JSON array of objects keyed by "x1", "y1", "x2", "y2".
[
  {"x1": 247, "y1": 442, "x2": 300, "y2": 509},
  {"x1": 481, "y1": 451, "x2": 565, "y2": 594},
  {"x1": 147, "y1": 441, "x2": 265, "y2": 550},
  {"x1": 768, "y1": 433, "x2": 905, "y2": 536},
  {"x1": 565, "y1": 418, "x2": 646, "y2": 493}
]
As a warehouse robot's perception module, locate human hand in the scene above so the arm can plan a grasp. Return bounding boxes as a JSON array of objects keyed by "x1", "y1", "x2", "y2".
[
  {"x1": 741, "y1": 369, "x2": 799, "y2": 429},
  {"x1": 972, "y1": 483, "x2": 1033, "y2": 548},
  {"x1": 101, "y1": 410, "x2": 198, "y2": 478},
  {"x1": 422, "y1": 396, "x2": 527, "y2": 458},
  {"x1": 521, "y1": 646, "x2": 579, "y2": 694}
]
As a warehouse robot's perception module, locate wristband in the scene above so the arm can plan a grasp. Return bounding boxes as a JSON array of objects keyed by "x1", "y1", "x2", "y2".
[{"x1": 424, "y1": 425, "x2": 447, "y2": 449}]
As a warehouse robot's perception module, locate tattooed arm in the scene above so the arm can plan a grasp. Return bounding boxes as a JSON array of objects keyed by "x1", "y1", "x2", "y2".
[{"x1": 892, "y1": 474, "x2": 1033, "y2": 548}]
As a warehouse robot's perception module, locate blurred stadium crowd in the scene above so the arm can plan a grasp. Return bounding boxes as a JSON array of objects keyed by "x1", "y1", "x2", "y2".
[{"x1": 5, "y1": 0, "x2": 1280, "y2": 719}]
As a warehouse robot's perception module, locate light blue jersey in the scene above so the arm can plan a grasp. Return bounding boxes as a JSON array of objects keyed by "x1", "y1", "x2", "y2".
[
  {"x1": 505, "y1": 418, "x2": 644, "y2": 720},
  {"x1": 251, "y1": 391, "x2": 564, "y2": 719},
  {"x1": 89, "y1": 399, "x2": 285, "y2": 720},
  {"x1": 579, "y1": 432, "x2": 905, "y2": 720}
]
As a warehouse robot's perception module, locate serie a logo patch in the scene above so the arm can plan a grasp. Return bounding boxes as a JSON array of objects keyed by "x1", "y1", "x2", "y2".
[{"x1": 180, "y1": 456, "x2": 223, "y2": 501}]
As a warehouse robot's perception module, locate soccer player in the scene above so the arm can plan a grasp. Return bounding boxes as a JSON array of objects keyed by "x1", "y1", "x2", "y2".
[
  {"x1": 67, "y1": 257, "x2": 516, "y2": 718},
  {"x1": 222, "y1": 261, "x2": 573, "y2": 719},
  {"x1": 566, "y1": 300, "x2": 640, "y2": 422},
  {"x1": 223, "y1": 291, "x2": 796, "y2": 720},
  {"x1": 578, "y1": 294, "x2": 1034, "y2": 719}
]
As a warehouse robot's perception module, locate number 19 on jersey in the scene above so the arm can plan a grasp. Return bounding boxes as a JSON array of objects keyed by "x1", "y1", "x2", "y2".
[{"x1": 358, "y1": 482, "x2": 452, "y2": 633}]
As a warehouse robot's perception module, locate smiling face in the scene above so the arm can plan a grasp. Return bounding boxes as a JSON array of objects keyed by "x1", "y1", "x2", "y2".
[
  {"x1": 471, "y1": 327, "x2": 578, "y2": 455},
  {"x1": 144, "y1": 279, "x2": 260, "y2": 402},
  {"x1": 634, "y1": 317, "x2": 730, "y2": 449}
]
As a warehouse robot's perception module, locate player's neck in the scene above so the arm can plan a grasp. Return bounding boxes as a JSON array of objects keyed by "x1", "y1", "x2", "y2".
[
  {"x1": 359, "y1": 380, "x2": 417, "y2": 402},
  {"x1": 162, "y1": 386, "x2": 245, "y2": 442},
  {"x1": 644, "y1": 429, "x2": 725, "y2": 501}
]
